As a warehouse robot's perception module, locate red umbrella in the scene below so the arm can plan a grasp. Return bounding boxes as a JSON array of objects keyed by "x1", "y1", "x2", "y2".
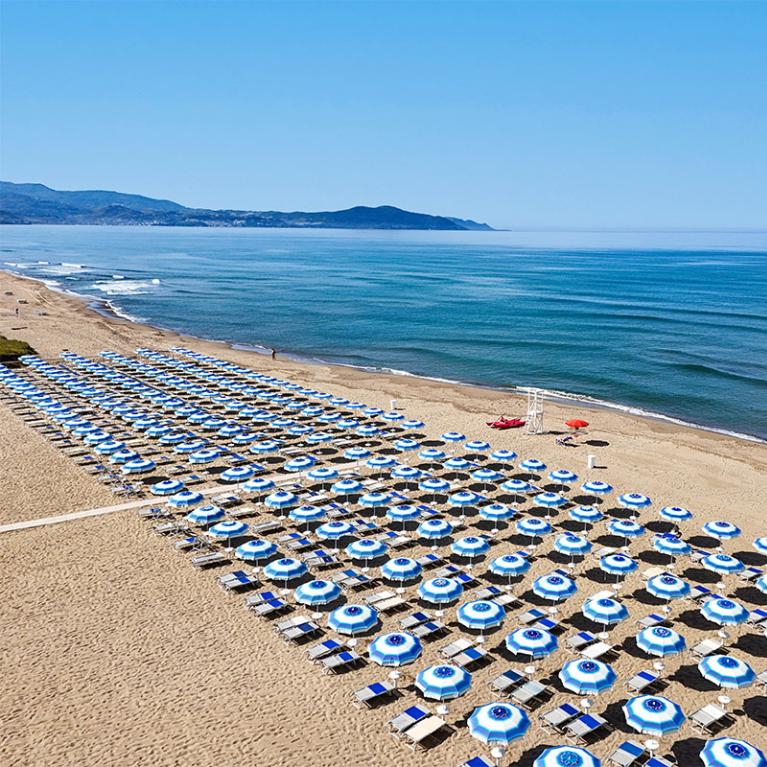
[{"x1": 566, "y1": 419, "x2": 589, "y2": 430}]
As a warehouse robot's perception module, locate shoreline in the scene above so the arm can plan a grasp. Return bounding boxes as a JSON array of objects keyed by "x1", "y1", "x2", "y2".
[{"x1": 6, "y1": 267, "x2": 765, "y2": 445}]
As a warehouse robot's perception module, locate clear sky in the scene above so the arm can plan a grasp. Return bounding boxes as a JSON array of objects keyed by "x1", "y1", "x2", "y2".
[{"x1": 1, "y1": 1, "x2": 765, "y2": 229}]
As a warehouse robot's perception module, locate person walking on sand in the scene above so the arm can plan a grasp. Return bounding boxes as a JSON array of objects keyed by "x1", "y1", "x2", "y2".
[{"x1": 270, "y1": 348, "x2": 276, "y2": 359}]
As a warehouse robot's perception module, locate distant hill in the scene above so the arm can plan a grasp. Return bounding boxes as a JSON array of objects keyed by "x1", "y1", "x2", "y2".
[{"x1": 0, "y1": 181, "x2": 493, "y2": 231}]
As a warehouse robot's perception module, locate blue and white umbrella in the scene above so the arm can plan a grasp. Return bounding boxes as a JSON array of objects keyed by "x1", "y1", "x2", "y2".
[
  {"x1": 95, "y1": 439, "x2": 126, "y2": 455},
  {"x1": 757, "y1": 575, "x2": 767, "y2": 595},
  {"x1": 327, "y1": 604, "x2": 379, "y2": 635},
  {"x1": 549, "y1": 469, "x2": 578, "y2": 486},
  {"x1": 571, "y1": 506, "x2": 604, "y2": 525},
  {"x1": 699, "y1": 655, "x2": 755, "y2": 689},
  {"x1": 331, "y1": 478, "x2": 363, "y2": 495},
  {"x1": 554, "y1": 533, "x2": 592, "y2": 557},
  {"x1": 284, "y1": 455, "x2": 317, "y2": 472},
  {"x1": 646, "y1": 573, "x2": 691, "y2": 601},
  {"x1": 535, "y1": 747, "x2": 601, "y2": 767},
  {"x1": 366, "y1": 455, "x2": 397, "y2": 471},
  {"x1": 623, "y1": 695, "x2": 685, "y2": 736},
  {"x1": 391, "y1": 465, "x2": 423, "y2": 481},
  {"x1": 465, "y1": 440, "x2": 491, "y2": 453},
  {"x1": 346, "y1": 538, "x2": 388, "y2": 561},
  {"x1": 520, "y1": 458, "x2": 546, "y2": 474},
  {"x1": 701, "y1": 739, "x2": 767, "y2": 767},
  {"x1": 449, "y1": 490, "x2": 481, "y2": 508},
  {"x1": 583, "y1": 596, "x2": 629, "y2": 627},
  {"x1": 609, "y1": 519, "x2": 646, "y2": 540},
  {"x1": 307, "y1": 466, "x2": 338, "y2": 483},
  {"x1": 394, "y1": 438, "x2": 420, "y2": 453},
  {"x1": 176, "y1": 439, "x2": 207, "y2": 454},
  {"x1": 636, "y1": 626, "x2": 686, "y2": 657},
  {"x1": 381, "y1": 557, "x2": 422, "y2": 583},
  {"x1": 560, "y1": 659, "x2": 617, "y2": 695},
  {"x1": 702, "y1": 553, "x2": 744, "y2": 575},
  {"x1": 235, "y1": 538, "x2": 277, "y2": 561},
  {"x1": 221, "y1": 465, "x2": 255, "y2": 483},
  {"x1": 355, "y1": 425, "x2": 379, "y2": 437},
  {"x1": 501, "y1": 478, "x2": 531, "y2": 494},
  {"x1": 534, "y1": 573, "x2": 577, "y2": 602},
  {"x1": 653, "y1": 534, "x2": 692, "y2": 558},
  {"x1": 479, "y1": 503, "x2": 516, "y2": 523},
  {"x1": 316, "y1": 520, "x2": 355, "y2": 541},
  {"x1": 288, "y1": 505, "x2": 325, "y2": 525},
  {"x1": 582, "y1": 480, "x2": 613, "y2": 496},
  {"x1": 242, "y1": 476, "x2": 275, "y2": 493},
  {"x1": 516, "y1": 517, "x2": 552, "y2": 540},
  {"x1": 150, "y1": 479, "x2": 185, "y2": 496},
  {"x1": 359, "y1": 491, "x2": 392, "y2": 509},
  {"x1": 185, "y1": 503, "x2": 226, "y2": 524},
  {"x1": 443, "y1": 456, "x2": 471, "y2": 471},
  {"x1": 489, "y1": 448, "x2": 517, "y2": 463},
  {"x1": 471, "y1": 468, "x2": 503, "y2": 486},
  {"x1": 84, "y1": 430, "x2": 112, "y2": 444},
  {"x1": 416, "y1": 664, "x2": 472, "y2": 700},
  {"x1": 401, "y1": 418, "x2": 424, "y2": 430},
  {"x1": 110, "y1": 449, "x2": 140, "y2": 464},
  {"x1": 208, "y1": 520, "x2": 249, "y2": 541},
  {"x1": 660, "y1": 506, "x2": 693, "y2": 522},
  {"x1": 451, "y1": 535, "x2": 491, "y2": 558},
  {"x1": 534, "y1": 492, "x2": 566, "y2": 509},
  {"x1": 505, "y1": 627, "x2": 558, "y2": 658},
  {"x1": 386, "y1": 504, "x2": 421, "y2": 524},
  {"x1": 265, "y1": 490, "x2": 298, "y2": 510},
  {"x1": 369, "y1": 632, "x2": 423, "y2": 666},
  {"x1": 701, "y1": 597, "x2": 748, "y2": 626},
  {"x1": 599, "y1": 553, "x2": 638, "y2": 578},
  {"x1": 264, "y1": 557, "x2": 308, "y2": 583},
  {"x1": 457, "y1": 600, "x2": 505, "y2": 630},
  {"x1": 417, "y1": 518, "x2": 454, "y2": 540},
  {"x1": 703, "y1": 520, "x2": 741, "y2": 540},
  {"x1": 295, "y1": 579, "x2": 342, "y2": 606},
  {"x1": 232, "y1": 432, "x2": 260, "y2": 444},
  {"x1": 418, "y1": 576, "x2": 464, "y2": 604},
  {"x1": 419, "y1": 477, "x2": 451, "y2": 495},
  {"x1": 250, "y1": 440, "x2": 281, "y2": 454},
  {"x1": 344, "y1": 447, "x2": 371, "y2": 461},
  {"x1": 121, "y1": 458, "x2": 156, "y2": 474},
  {"x1": 468, "y1": 702, "x2": 530, "y2": 746},
  {"x1": 441, "y1": 431, "x2": 465, "y2": 443},
  {"x1": 305, "y1": 432, "x2": 335, "y2": 445},
  {"x1": 619, "y1": 493, "x2": 652, "y2": 511},
  {"x1": 189, "y1": 447, "x2": 221, "y2": 464},
  {"x1": 753, "y1": 537, "x2": 767, "y2": 555},
  {"x1": 168, "y1": 489, "x2": 204, "y2": 508},
  {"x1": 489, "y1": 553, "x2": 530, "y2": 579},
  {"x1": 419, "y1": 447, "x2": 447, "y2": 462}
]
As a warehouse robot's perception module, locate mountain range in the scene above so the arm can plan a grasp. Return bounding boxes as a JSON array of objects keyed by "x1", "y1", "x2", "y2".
[{"x1": 0, "y1": 182, "x2": 492, "y2": 230}]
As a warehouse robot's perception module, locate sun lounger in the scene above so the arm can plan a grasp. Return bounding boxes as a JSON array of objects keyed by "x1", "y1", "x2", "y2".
[
  {"x1": 539, "y1": 702, "x2": 581, "y2": 732},
  {"x1": 322, "y1": 650, "x2": 363, "y2": 674},
  {"x1": 400, "y1": 611, "x2": 432, "y2": 629},
  {"x1": 352, "y1": 680, "x2": 396, "y2": 709},
  {"x1": 691, "y1": 637, "x2": 724, "y2": 657},
  {"x1": 139, "y1": 505, "x2": 171, "y2": 519},
  {"x1": 637, "y1": 613, "x2": 667, "y2": 628},
  {"x1": 690, "y1": 703, "x2": 729, "y2": 733},
  {"x1": 252, "y1": 598, "x2": 291, "y2": 617},
  {"x1": 434, "y1": 564, "x2": 461, "y2": 578},
  {"x1": 175, "y1": 535, "x2": 210, "y2": 551},
  {"x1": 532, "y1": 617, "x2": 561, "y2": 633},
  {"x1": 401, "y1": 715, "x2": 447, "y2": 751},
  {"x1": 580, "y1": 641, "x2": 613, "y2": 659},
  {"x1": 228, "y1": 505, "x2": 258, "y2": 518},
  {"x1": 388, "y1": 705, "x2": 429, "y2": 733},
  {"x1": 250, "y1": 520, "x2": 281, "y2": 535},
  {"x1": 333, "y1": 569, "x2": 374, "y2": 590},
  {"x1": 642, "y1": 567, "x2": 666, "y2": 581},
  {"x1": 739, "y1": 567, "x2": 763, "y2": 583},
  {"x1": 490, "y1": 668, "x2": 526, "y2": 694},
  {"x1": 566, "y1": 631, "x2": 597, "y2": 652},
  {"x1": 459, "y1": 757, "x2": 494, "y2": 767},
  {"x1": 190, "y1": 551, "x2": 229, "y2": 569},
  {"x1": 518, "y1": 607, "x2": 546, "y2": 625},
  {"x1": 511, "y1": 680, "x2": 549, "y2": 708},
  {"x1": 364, "y1": 589, "x2": 397, "y2": 605},
  {"x1": 747, "y1": 608, "x2": 767, "y2": 626},
  {"x1": 274, "y1": 614, "x2": 313, "y2": 632},
  {"x1": 218, "y1": 570, "x2": 259, "y2": 592},
  {"x1": 565, "y1": 713, "x2": 609, "y2": 743},
  {"x1": 153, "y1": 521, "x2": 190, "y2": 536},
  {"x1": 627, "y1": 670, "x2": 659, "y2": 693},
  {"x1": 281, "y1": 621, "x2": 322, "y2": 643},
  {"x1": 607, "y1": 741, "x2": 646, "y2": 767},
  {"x1": 416, "y1": 553, "x2": 443, "y2": 569},
  {"x1": 440, "y1": 637, "x2": 475, "y2": 658},
  {"x1": 287, "y1": 537, "x2": 315, "y2": 552},
  {"x1": 690, "y1": 585, "x2": 716, "y2": 602},
  {"x1": 377, "y1": 596, "x2": 407, "y2": 614},
  {"x1": 306, "y1": 638, "x2": 347, "y2": 661},
  {"x1": 454, "y1": 572, "x2": 478, "y2": 588},
  {"x1": 411, "y1": 621, "x2": 447, "y2": 640},
  {"x1": 244, "y1": 590, "x2": 279, "y2": 607},
  {"x1": 646, "y1": 757, "x2": 676, "y2": 767},
  {"x1": 453, "y1": 646, "x2": 487, "y2": 669},
  {"x1": 756, "y1": 670, "x2": 767, "y2": 689}
]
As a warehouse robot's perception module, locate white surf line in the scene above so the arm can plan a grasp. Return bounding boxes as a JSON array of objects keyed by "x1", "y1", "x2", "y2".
[{"x1": 0, "y1": 482, "x2": 240, "y2": 534}]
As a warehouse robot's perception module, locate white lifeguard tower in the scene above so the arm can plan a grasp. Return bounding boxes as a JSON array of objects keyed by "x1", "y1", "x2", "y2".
[{"x1": 524, "y1": 387, "x2": 545, "y2": 434}]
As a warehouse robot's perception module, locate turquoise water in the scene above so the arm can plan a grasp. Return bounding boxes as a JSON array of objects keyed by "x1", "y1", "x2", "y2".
[{"x1": 2, "y1": 225, "x2": 766, "y2": 440}]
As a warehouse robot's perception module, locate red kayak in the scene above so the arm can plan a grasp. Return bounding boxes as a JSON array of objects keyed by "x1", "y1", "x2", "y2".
[{"x1": 487, "y1": 417, "x2": 526, "y2": 429}]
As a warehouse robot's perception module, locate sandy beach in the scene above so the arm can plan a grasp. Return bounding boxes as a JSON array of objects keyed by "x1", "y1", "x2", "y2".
[{"x1": 1, "y1": 270, "x2": 765, "y2": 767}]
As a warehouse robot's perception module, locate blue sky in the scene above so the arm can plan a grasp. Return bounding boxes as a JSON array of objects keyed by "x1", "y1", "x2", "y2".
[{"x1": 1, "y1": 1, "x2": 765, "y2": 228}]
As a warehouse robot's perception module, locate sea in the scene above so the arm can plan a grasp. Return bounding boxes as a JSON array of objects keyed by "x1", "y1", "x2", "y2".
[{"x1": 2, "y1": 225, "x2": 766, "y2": 441}]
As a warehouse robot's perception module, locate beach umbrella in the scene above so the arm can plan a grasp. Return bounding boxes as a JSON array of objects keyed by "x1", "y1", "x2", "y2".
[
  {"x1": 451, "y1": 535, "x2": 490, "y2": 558},
  {"x1": 344, "y1": 447, "x2": 371, "y2": 461},
  {"x1": 284, "y1": 455, "x2": 316, "y2": 472},
  {"x1": 520, "y1": 458, "x2": 546, "y2": 474},
  {"x1": 416, "y1": 664, "x2": 472, "y2": 700},
  {"x1": 701, "y1": 597, "x2": 748, "y2": 626},
  {"x1": 110, "y1": 448, "x2": 140, "y2": 464},
  {"x1": 701, "y1": 739, "x2": 767, "y2": 767},
  {"x1": 264, "y1": 490, "x2": 298, "y2": 510},
  {"x1": 559, "y1": 659, "x2": 617, "y2": 695},
  {"x1": 554, "y1": 532, "x2": 592, "y2": 558},
  {"x1": 335, "y1": 419, "x2": 358, "y2": 430},
  {"x1": 307, "y1": 466, "x2": 338, "y2": 484},
  {"x1": 232, "y1": 431, "x2": 260, "y2": 444},
  {"x1": 479, "y1": 503, "x2": 516, "y2": 523},
  {"x1": 646, "y1": 573, "x2": 691, "y2": 601},
  {"x1": 242, "y1": 476, "x2": 275, "y2": 493},
  {"x1": 217, "y1": 423, "x2": 242, "y2": 437},
  {"x1": 346, "y1": 538, "x2": 388, "y2": 561},
  {"x1": 636, "y1": 626, "x2": 687, "y2": 657},
  {"x1": 359, "y1": 491, "x2": 392, "y2": 510},
  {"x1": 516, "y1": 517, "x2": 553, "y2": 540},
  {"x1": 394, "y1": 438, "x2": 420, "y2": 453},
  {"x1": 472, "y1": 468, "x2": 503, "y2": 486},
  {"x1": 317, "y1": 412, "x2": 340, "y2": 423},
  {"x1": 381, "y1": 556, "x2": 422, "y2": 583},
  {"x1": 441, "y1": 431, "x2": 466, "y2": 443},
  {"x1": 287, "y1": 425, "x2": 314, "y2": 436},
  {"x1": 757, "y1": 575, "x2": 767, "y2": 595},
  {"x1": 623, "y1": 695, "x2": 685, "y2": 736},
  {"x1": 449, "y1": 490, "x2": 481, "y2": 509},
  {"x1": 305, "y1": 432, "x2": 334, "y2": 445},
  {"x1": 121, "y1": 458, "x2": 156, "y2": 474},
  {"x1": 489, "y1": 553, "x2": 530, "y2": 579},
  {"x1": 391, "y1": 465, "x2": 423, "y2": 481},
  {"x1": 355, "y1": 425, "x2": 379, "y2": 437},
  {"x1": 566, "y1": 419, "x2": 589, "y2": 430},
  {"x1": 699, "y1": 655, "x2": 755, "y2": 689},
  {"x1": 489, "y1": 448, "x2": 517, "y2": 463},
  {"x1": 368, "y1": 632, "x2": 423, "y2": 666},
  {"x1": 703, "y1": 521, "x2": 741, "y2": 540},
  {"x1": 444, "y1": 457, "x2": 471, "y2": 471},
  {"x1": 653, "y1": 534, "x2": 692, "y2": 558},
  {"x1": 168, "y1": 489, "x2": 205, "y2": 508},
  {"x1": 660, "y1": 506, "x2": 693, "y2": 522},
  {"x1": 419, "y1": 477, "x2": 451, "y2": 497},
  {"x1": 208, "y1": 520, "x2": 249, "y2": 544},
  {"x1": 465, "y1": 440, "x2": 491, "y2": 453},
  {"x1": 250, "y1": 440, "x2": 281, "y2": 454},
  {"x1": 419, "y1": 447, "x2": 447, "y2": 462},
  {"x1": 457, "y1": 600, "x2": 505, "y2": 631},
  {"x1": 752, "y1": 536, "x2": 767, "y2": 555},
  {"x1": 386, "y1": 504, "x2": 421, "y2": 524},
  {"x1": 189, "y1": 447, "x2": 221, "y2": 464},
  {"x1": 505, "y1": 627, "x2": 558, "y2": 659},
  {"x1": 581, "y1": 480, "x2": 613, "y2": 496},
  {"x1": 316, "y1": 520, "x2": 355, "y2": 541},
  {"x1": 583, "y1": 596, "x2": 629, "y2": 627},
  {"x1": 599, "y1": 553, "x2": 638, "y2": 578},
  {"x1": 289, "y1": 504, "x2": 326, "y2": 524},
  {"x1": 549, "y1": 469, "x2": 578, "y2": 486},
  {"x1": 263, "y1": 557, "x2": 308, "y2": 585},
  {"x1": 235, "y1": 538, "x2": 277, "y2": 561},
  {"x1": 533, "y1": 573, "x2": 577, "y2": 602},
  {"x1": 185, "y1": 503, "x2": 226, "y2": 524},
  {"x1": 220, "y1": 465, "x2": 255, "y2": 483},
  {"x1": 417, "y1": 518, "x2": 454, "y2": 541},
  {"x1": 95, "y1": 439, "x2": 126, "y2": 455},
  {"x1": 362, "y1": 406, "x2": 383, "y2": 416},
  {"x1": 327, "y1": 604, "x2": 379, "y2": 635},
  {"x1": 571, "y1": 506, "x2": 604, "y2": 527},
  {"x1": 331, "y1": 478, "x2": 363, "y2": 495},
  {"x1": 84, "y1": 430, "x2": 112, "y2": 444},
  {"x1": 176, "y1": 439, "x2": 208, "y2": 455},
  {"x1": 534, "y1": 492, "x2": 566, "y2": 509},
  {"x1": 150, "y1": 479, "x2": 185, "y2": 496},
  {"x1": 619, "y1": 493, "x2": 652, "y2": 512},
  {"x1": 468, "y1": 702, "x2": 530, "y2": 746},
  {"x1": 702, "y1": 553, "x2": 745, "y2": 575},
  {"x1": 366, "y1": 455, "x2": 397, "y2": 470},
  {"x1": 159, "y1": 431, "x2": 189, "y2": 445},
  {"x1": 608, "y1": 519, "x2": 646, "y2": 541},
  {"x1": 502, "y1": 479, "x2": 531, "y2": 494},
  {"x1": 418, "y1": 576, "x2": 463, "y2": 604},
  {"x1": 535, "y1": 747, "x2": 600, "y2": 767},
  {"x1": 381, "y1": 411, "x2": 404, "y2": 422},
  {"x1": 401, "y1": 418, "x2": 425, "y2": 430},
  {"x1": 294, "y1": 579, "x2": 342, "y2": 606}
]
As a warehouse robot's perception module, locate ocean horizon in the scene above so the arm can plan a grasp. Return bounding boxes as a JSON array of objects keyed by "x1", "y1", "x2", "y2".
[{"x1": 2, "y1": 224, "x2": 766, "y2": 441}]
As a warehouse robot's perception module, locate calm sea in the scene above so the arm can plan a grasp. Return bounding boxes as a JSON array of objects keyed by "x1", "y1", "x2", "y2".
[{"x1": 2, "y1": 225, "x2": 766, "y2": 440}]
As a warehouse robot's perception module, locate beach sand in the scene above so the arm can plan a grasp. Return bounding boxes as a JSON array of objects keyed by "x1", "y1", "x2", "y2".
[{"x1": 1, "y1": 271, "x2": 765, "y2": 767}]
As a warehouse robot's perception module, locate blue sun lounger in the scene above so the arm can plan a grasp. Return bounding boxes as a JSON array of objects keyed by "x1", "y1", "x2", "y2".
[
  {"x1": 388, "y1": 705, "x2": 429, "y2": 733},
  {"x1": 608, "y1": 741, "x2": 646, "y2": 767},
  {"x1": 460, "y1": 758, "x2": 493, "y2": 767}
]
